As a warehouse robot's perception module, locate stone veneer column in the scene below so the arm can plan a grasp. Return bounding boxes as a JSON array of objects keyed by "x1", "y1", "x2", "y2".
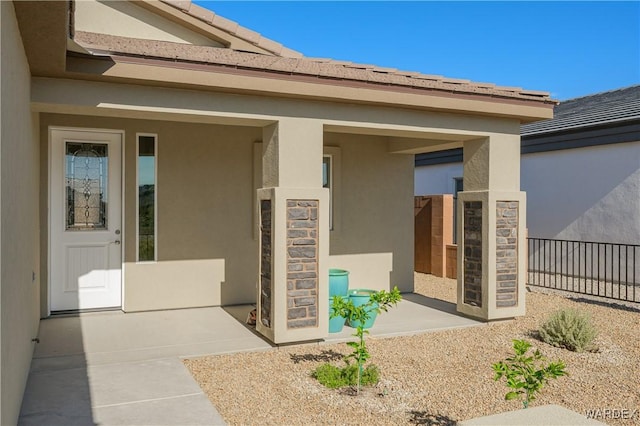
[
  {"x1": 286, "y1": 200, "x2": 319, "y2": 328},
  {"x1": 457, "y1": 135, "x2": 526, "y2": 320},
  {"x1": 256, "y1": 119, "x2": 329, "y2": 344}
]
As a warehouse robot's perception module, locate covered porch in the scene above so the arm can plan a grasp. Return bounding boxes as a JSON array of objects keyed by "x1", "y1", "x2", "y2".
[
  {"x1": 35, "y1": 74, "x2": 538, "y2": 345},
  {"x1": 19, "y1": 280, "x2": 482, "y2": 425},
  {"x1": 3, "y1": 2, "x2": 556, "y2": 424}
]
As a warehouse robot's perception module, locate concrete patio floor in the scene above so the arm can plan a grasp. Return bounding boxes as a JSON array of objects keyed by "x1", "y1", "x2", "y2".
[{"x1": 19, "y1": 294, "x2": 483, "y2": 425}]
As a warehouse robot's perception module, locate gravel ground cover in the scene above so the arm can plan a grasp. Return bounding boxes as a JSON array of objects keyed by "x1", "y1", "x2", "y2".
[{"x1": 184, "y1": 273, "x2": 640, "y2": 425}]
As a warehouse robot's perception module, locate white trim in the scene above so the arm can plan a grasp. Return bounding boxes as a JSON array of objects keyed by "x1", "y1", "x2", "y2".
[
  {"x1": 48, "y1": 126, "x2": 125, "y2": 313},
  {"x1": 47, "y1": 128, "x2": 53, "y2": 317},
  {"x1": 135, "y1": 133, "x2": 158, "y2": 263},
  {"x1": 323, "y1": 146, "x2": 341, "y2": 234}
]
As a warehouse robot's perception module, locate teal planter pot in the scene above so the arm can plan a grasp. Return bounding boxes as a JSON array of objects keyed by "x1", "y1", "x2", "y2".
[
  {"x1": 329, "y1": 296, "x2": 348, "y2": 333},
  {"x1": 347, "y1": 289, "x2": 379, "y2": 329},
  {"x1": 328, "y1": 268, "x2": 349, "y2": 297}
]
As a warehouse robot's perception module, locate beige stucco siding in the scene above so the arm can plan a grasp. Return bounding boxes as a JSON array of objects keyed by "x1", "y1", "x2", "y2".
[
  {"x1": 74, "y1": 0, "x2": 223, "y2": 47},
  {"x1": 1, "y1": 2, "x2": 41, "y2": 424},
  {"x1": 40, "y1": 114, "x2": 261, "y2": 312},
  {"x1": 326, "y1": 133, "x2": 415, "y2": 293}
]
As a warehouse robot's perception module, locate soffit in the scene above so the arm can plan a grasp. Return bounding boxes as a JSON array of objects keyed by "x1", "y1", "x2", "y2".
[{"x1": 13, "y1": 1, "x2": 68, "y2": 77}]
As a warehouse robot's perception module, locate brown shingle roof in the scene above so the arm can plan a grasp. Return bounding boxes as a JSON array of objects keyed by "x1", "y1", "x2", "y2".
[
  {"x1": 74, "y1": 31, "x2": 553, "y2": 103},
  {"x1": 158, "y1": 0, "x2": 303, "y2": 58}
]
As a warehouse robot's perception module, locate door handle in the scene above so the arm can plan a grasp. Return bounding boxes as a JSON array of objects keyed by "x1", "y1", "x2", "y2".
[{"x1": 113, "y1": 240, "x2": 121, "y2": 245}]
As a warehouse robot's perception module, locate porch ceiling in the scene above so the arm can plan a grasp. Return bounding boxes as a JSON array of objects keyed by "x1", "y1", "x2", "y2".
[{"x1": 324, "y1": 124, "x2": 483, "y2": 154}]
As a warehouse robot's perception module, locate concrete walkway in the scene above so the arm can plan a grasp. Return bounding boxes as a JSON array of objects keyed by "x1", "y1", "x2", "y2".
[{"x1": 19, "y1": 295, "x2": 482, "y2": 425}]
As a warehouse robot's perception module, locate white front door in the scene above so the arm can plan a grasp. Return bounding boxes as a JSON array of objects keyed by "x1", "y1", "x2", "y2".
[{"x1": 50, "y1": 128, "x2": 123, "y2": 311}]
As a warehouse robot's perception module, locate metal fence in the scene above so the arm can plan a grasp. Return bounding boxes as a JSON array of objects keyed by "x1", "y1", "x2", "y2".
[{"x1": 527, "y1": 238, "x2": 640, "y2": 302}]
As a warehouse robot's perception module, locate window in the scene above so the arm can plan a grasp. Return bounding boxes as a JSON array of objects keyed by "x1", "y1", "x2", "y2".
[
  {"x1": 65, "y1": 142, "x2": 108, "y2": 230},
  {"x1": 323, "y1": 154, "x2": 333, "y2": 230},
  {"x1": 137, "y1": 134, "x2": 157, "y2": 262}
]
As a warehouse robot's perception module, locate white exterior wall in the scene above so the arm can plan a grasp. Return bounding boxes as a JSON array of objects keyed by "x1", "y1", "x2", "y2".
[
  {"x1": 414, "y1": 162, "x2": 462, "y2": 196},
  {"x1": 0, "y1": 2, "x2": 42, "y2": 424},
  {"x1": 415, "y1": 140, "x2": 640, "y2": 245},
  {"x1": 522, "y1": 140, "x2": 640, "y2": 244}
]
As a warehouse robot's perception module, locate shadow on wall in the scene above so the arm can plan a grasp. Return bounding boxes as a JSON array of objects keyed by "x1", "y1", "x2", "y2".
[
  {"x1": 124, "y1": 259, "x2": 227, "y2": 311},
  {"x1": 123, "y1": 255, "x2": 260, "y2": 310},
  {"x1": 522, "y1": 143, "x2": 640, "y2": 244}
]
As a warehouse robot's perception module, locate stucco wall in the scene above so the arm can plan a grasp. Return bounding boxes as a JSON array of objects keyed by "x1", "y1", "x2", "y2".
[
  {"x1": 74, "y1": 0, "x2": 222, "y2": 47},
  {"x1": 414, "y1": 140, "x2": 640, "y2": 245},
  {"x1": 415, "y1": 162, "x2": 463, "y2": 196},
  {"x1": 40, "y1": 114, "x2": 261, "y2": 311},
  {"x1": 0, "y1": 2, "x2": 41, "y2": 424},
  {"x1": 521, "y1": 140, "x2": 640, "y2": 244},
  {"x1": 326, "y1": 133, "x2": 415, "y2": 293}
]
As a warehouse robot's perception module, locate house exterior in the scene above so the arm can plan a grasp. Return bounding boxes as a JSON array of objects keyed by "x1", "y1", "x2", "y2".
[
  {"x1": 1, "y1": 1, "x2": 554, "y2": 422},
  {"x1": 415, "y1": 85, "x2": 640, "y2": 246}
]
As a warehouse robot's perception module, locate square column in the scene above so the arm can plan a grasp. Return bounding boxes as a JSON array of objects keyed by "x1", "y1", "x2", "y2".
[
  {"x1": 257, "y1": 119, "x2": 330, "y2": 344},
  {"x1": 457, "y1": 135, "x2": 527, "y2": 320}
]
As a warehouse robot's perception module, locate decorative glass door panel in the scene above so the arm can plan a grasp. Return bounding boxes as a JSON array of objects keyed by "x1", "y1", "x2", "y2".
[
  {"x1": 50, "y1": 129, "x2": 122, "y2": 311},
  {"x1": 65, "y1": 142, "x2": 109, "y2": 230}
]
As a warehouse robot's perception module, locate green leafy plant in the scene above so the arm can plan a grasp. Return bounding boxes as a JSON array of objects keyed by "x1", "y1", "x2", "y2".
[
  {"x1": 539, "y1": 308, "x2": 598, "y2": 352},
  {"x1": 492, "y1": 339, "x2": 567, "y2": 409},
  {"x1": 326, "y1": 286, "x2": 402, "y2": 394},
  {"x1": 312, "y1": 363, "x2": 379, "y2": 389}
]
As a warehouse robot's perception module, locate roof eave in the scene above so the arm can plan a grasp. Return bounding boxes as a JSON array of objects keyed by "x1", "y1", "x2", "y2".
[{"x1": 65, "y1": 53, "x2": 555, "y2": 122}]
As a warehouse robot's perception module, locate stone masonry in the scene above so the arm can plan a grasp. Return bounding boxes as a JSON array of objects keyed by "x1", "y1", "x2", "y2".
[
  {"x1": 260, "y1": 200, "x2": 272, "y2": 328},
  {"x1": 463, "y1": 201, "x2": 483, "y2": 307},
  {"x1": 286, "y1": 200, "x2": 319, "y2": 329},
  {"x1": 496, "y1": 201, "x2": 518, "y2": 308}
]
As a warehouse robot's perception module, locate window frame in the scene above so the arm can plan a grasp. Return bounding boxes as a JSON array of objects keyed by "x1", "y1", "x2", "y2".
[
  {"x1": 323, "y1": 153, "x2": 334, "y2": 230},
  {"x1": 323, "y1": 146, "x2": 341, "y2": 233}
]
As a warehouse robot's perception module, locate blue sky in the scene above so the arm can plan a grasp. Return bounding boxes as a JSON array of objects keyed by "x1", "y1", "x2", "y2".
[{"x1": 195, "y1": 1, "x2": 639, "y2": 100}]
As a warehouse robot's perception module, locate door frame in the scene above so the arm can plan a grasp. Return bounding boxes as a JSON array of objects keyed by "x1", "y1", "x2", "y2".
[{"x1": 47, "y1": 126, "x2": 126, "y2": 315}]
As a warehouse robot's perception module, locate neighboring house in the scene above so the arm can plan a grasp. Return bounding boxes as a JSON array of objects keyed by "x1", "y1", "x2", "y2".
[
  {"x1": 415, "y1": 85, "x2": 640, "y2": 245},
  {"x1": 1, "y1": 1, "x2": 553, "y2": 422}
]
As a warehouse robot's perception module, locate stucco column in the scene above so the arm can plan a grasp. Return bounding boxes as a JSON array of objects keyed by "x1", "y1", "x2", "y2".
[
  {"x1": 257, "y1": 118, "x2": 330, "y2": 344},
  {"x1": 457, "y1": 134, "x2": 526, "y2": 320}
]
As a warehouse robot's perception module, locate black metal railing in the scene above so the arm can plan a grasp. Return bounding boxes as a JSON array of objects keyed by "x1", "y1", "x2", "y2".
[{"x1": 527, "y1": 238, "x2": 639, "y2": 302}]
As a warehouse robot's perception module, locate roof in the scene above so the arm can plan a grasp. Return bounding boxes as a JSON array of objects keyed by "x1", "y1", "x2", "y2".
[
  {"x1": 521, "y1": 85, "x2": 640, "y2": 136},
  {"x1": 73, "y1": 30, "x2": 553, "y2": 104},
  {"x1": 415, "y1": 85, "x2": 640, "y2": 166},
  {"x1": 155, "y1": 0, "x2": 302, "y2": 58}
]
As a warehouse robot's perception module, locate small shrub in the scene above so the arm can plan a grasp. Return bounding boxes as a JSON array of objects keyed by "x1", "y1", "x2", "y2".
[
  {"x1": 342, "y1": 363, "x2": 379, "y2": 387},
  {"x1": 312, "y1": 363, "x2": 379, "y2": 389},
  {"x1": 330, "y1": 287, "x2": 401, "y2": 394},
  {"x1": 493, "y1": 339, "x2": 567, "y2": 409},
  {"x1": 539, "y1": 308, "x2": 597, "y2": 352}
]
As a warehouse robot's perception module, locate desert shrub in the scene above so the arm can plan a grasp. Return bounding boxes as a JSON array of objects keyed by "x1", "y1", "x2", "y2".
[
  {"x1": 539, "y1": 308, "x2": 597, "y2": 352},
  {"x1": 312, "y1": 363, "x2": 379, "y2": 389}
]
